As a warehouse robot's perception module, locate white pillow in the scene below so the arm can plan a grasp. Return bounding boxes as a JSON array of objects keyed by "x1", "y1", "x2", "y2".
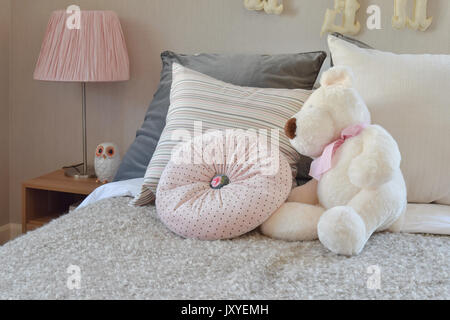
[
  {"x1": 133, "y1": 63, "x2": 312, "y2": 205},
  {"x1": 328, "y1": 35, "x2": 450, "y2": 204}
]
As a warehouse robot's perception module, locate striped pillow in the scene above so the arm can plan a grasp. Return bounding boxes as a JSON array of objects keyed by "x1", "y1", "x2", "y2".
[{"x1": 132, "y1": 63, "x2": 312, "y2": 205}]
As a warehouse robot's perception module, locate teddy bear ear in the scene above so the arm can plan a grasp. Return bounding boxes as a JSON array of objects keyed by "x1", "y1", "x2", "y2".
[{"x1": 320, "y1": 66, "x2": 355, "y2": 88}]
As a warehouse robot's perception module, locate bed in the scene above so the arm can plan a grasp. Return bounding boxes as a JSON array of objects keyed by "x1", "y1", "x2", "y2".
[
  {"x1": 0, "y1": 193, "x2": 448, "y2": 300},
  {"x1": 2, "y1": 34, "x2": 449, "y2": 300}
]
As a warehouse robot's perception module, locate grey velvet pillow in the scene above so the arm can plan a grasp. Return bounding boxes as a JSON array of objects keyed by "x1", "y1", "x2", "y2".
[{"x1": 114, "y1": 51, "x2": 327, "y2": 181}]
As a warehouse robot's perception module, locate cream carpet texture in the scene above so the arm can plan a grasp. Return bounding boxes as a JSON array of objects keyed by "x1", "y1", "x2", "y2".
[{"x1": 0, "y1": 197, "x2": 448, "y2": 300}]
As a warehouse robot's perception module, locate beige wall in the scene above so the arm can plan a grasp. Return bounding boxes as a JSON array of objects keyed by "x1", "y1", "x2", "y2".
[
  {"x1": 7, "y1": 0, "x2": 450, "y2": 223},
  {"x1": 0, "y1": 0, "x2": 10, "y2": 226}
]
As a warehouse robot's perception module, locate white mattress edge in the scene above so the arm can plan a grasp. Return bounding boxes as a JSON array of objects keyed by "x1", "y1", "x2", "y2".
[{"x1": 77, "y1": 178, "x2": 450, "y2": 235}]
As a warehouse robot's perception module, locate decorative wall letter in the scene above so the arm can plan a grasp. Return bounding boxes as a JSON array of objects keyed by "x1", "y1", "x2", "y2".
[
  {"x1": 244, "y1": 0, "x2": 283, "y2": 15},
  {"x1": 366, "y1": 5, "x2": 381, "y2": 30},
  {"x1": 244, "y1": 0, "x2": 265, "y2": 11},
  {"x1": 408, "y1": 0, "x2": 433, "y2": 31},
  {"x1": 392, "y1": 0, "x2": 432, "y2": 31},
  {"x1": 392, "y1": 0, "x2": 408, "y2": 28},
  {"x1": 321, "y1": 0, "x2": 361, "y2": 36},
  {"x1": 66, "y1": 5, "x2": 81, "y2": 30},
  {"x1": 264, "y1": 0, "x2": 283, "y2": 15}
]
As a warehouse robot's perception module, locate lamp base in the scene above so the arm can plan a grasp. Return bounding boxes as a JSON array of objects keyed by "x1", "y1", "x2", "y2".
[{"x1": 63, "y1": 164, "x2": 96, "y2": 179}]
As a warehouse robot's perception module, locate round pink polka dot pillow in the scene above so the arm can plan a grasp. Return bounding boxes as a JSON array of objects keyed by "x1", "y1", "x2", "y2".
[{"x1": 155, "y1": 131, "x2": 292, "y2": 240}]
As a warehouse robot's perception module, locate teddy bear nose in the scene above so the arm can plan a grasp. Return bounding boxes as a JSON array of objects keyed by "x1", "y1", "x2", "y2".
[{"x1": 285, "y1": 118, "x2": 297, "y2": 139}]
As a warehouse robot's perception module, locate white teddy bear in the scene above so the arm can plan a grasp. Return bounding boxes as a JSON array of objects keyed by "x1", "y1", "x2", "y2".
[{"x1": 261, "y1": 66, "x2": 407, "y2": 256}]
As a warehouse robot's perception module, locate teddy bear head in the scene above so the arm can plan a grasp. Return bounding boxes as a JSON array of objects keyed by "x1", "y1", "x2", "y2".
[{"x1": 285, "y1": 66, "x2": 371, "y2": 158}]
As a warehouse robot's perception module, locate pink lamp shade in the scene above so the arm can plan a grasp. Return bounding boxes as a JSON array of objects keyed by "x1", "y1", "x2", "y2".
[{"x1": 34, "y1": 10, "x2": 130, "y2": 82}]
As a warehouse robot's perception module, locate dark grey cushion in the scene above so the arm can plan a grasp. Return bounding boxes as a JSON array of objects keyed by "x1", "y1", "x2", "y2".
[{"x1": 114, "y1": 51, "x2": 327, "y2": 181}]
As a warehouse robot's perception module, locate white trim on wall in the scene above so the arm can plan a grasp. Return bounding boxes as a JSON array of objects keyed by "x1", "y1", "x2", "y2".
[
  {"x1": 9, "y1": 223, "x2": 21, "y2": 240},
  {"x1": 0, "y1": 224, "x2": 9, "y2": 245},
  {"x1": 0, "y1": 223, "x2": 22, "y2": 245}
]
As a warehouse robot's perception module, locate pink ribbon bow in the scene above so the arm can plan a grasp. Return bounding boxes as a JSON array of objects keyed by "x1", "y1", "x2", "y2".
[{"x1": 309, "y1": 123, "x2": 369, "y2": 181}]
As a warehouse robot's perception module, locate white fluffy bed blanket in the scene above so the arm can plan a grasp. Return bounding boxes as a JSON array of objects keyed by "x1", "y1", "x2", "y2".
[{"x1": 0, "y1": 197, "x2": 448, "y2": 299}]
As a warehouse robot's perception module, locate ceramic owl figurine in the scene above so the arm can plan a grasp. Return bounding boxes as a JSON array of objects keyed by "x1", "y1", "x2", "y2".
[{"x1": 94, "y1": 142, "x2": 121, "y2": 184}]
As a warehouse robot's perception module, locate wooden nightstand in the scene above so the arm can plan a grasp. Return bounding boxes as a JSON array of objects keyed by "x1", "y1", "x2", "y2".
[{"x1": 22, "y1": 170, "x2": 100, "y2": 233}]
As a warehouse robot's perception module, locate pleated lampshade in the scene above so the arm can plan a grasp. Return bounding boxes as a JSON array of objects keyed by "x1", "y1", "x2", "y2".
[{"x1": 34, "y1": 10, "x2": 130, "y2": 82}]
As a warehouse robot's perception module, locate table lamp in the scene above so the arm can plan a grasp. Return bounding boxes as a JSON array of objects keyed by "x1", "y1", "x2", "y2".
[{"x1": 34, "y1": 10, "x2": 130, "y2": 178}]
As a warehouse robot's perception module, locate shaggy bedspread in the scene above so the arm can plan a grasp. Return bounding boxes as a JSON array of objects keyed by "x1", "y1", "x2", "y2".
[{"x1": 0, "y1": 197, "x2": 448, "y2": 300}]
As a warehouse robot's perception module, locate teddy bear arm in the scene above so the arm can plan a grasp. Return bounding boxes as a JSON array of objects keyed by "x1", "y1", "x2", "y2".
[{"x1": 348, "y1": 126, "x2": 401, "y2": 189}]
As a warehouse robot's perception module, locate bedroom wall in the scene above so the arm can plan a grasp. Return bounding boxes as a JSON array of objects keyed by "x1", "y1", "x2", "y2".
[
  {"x1": 8, "y1": 0, "x2": 450, "y2": 224},
  {"x1": 0, "y1": 0, "x2": 10, "y2": 228}
]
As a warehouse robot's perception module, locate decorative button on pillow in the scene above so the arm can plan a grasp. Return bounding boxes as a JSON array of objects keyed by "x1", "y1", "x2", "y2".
[{"x1": 155, "y1": 131, "x2": 292, "y2": 240}]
